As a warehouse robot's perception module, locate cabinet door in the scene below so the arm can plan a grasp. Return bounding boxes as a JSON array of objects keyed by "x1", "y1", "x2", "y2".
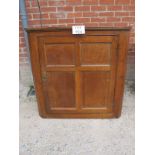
[
  {"x1": 38, "y1": 37, "x2": 77, "y2": 113},
  {"x1": 38, "y1": 35, "x2": 118, "y2": 115},
  {"x1": 78, "y1": 36, "x2": 118, "y2": 113}
]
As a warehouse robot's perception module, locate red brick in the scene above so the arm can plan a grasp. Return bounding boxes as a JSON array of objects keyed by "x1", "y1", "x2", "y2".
[
  {"x1": 128, "y1": 45, "x2": 135, "y2": 53},
  {"x1": 130, "y1": 0, "x2": 135, "y2": 4},
  {"x1": 19, "y1": 32, "x2": 24, "y2": 38},
  {"x1": 48, "y1": 1, "x2": 65, "y2": 6},
  {"x1": 19, "y1": 39, "x2": 25, "y2": 45},
  {"x1": 67, "y1": 0, "x2": 81, "y2": 2},
  {"x1": 19, "y1": 26, "x2": 23, "y2": 31},
  {"x1": 31, "y1": 1, "x2": 48, "y2": 7},
  {"x1": 75, "y1": 6, "x2": 90, "y2": 12},
  {"x1": 99, "y1": 23, "x2": 114, "y2": 27},
  {"x1": 129, "y1": 37, "x2": 134, "y2": 44},
  {"x1": 99, "y1": 12, "x2": 114, "y2": 16},
  {"x1": 41, "y1": 7, "x2": 56, "y2": 12},
  {"x1": 91, "y1": 17, "x2": 105, "y2": 22},
  {"x1": 115, "y1": 0, "x2": 130, "y2": 4},
  {"x1": 130, "y1": 12, "x2": 135, "y2": 16},
  {"x1": 129, "y1": 50, "x2": 135, "y2": 55},
  {"x1": 19, "y1": 48, "x2": 26, "y2": 54},
  {"x1": 83, "y1": 12, "x2": 98, "y2": 17},
  {"x1": 28, "y1": 20, "x2": 41, "y2": 25},
  {"x1": 130, "y1": 33, "x2": 135, "y2": 37},
  {"x1": 85, "y1": 22, "x2": 99, "y2": 27},
  {"x1": 75, "y1": 18, "x2": 90, "y2": 23},
  {"x1": 66, "y1": 0, "x2": 82, "y2": 5},
  {"x1": 42, "y1": 19, "x2": 57, "y2": 24},
  {"x1": 91, "y1": 6, "x2": 106, "y2": 11},
  {"x1": 19, "y1": 31, "x2": 24, "y2": 37},
  {"x1": 107, "y1": 6, "x2": 122, "y2": 11},
  {"x1": 100, "y1": 0, "x2": 114, "y2": 4},
  {"x1": 107, "y1": 17, "x2": 121, "y2": 22},
  {"x1": 19, "y1": 27, "x2": 23, "y2": 32},
  {"x1": 59, "y1": 19, "x2": 74, "y2": 24},
  {"x1": 27, "y1": 14, "x2": 33, "y2": 20},
  {"x1": 123, "y1": 5, "x2": 135, "y2": 11},
  {"x1": 115, "y1": 12, "x2": 129, "y2": 16},
  {"x1": 33, "y1": 13, "x2": 49, "y2": 19},
  {"x1": 122, "y1": 17, "x2": 134, "y2": 22},
  {"x1": 114, "y1": 23, "x2": 129, "y2": 27},
  {"x1": 39, "y1": 1, "x2": 48, "y2": 6},
  {"x1": 20, "y1": 38, "x2": 25, "y2": 43},
  {"x1": 19, "y1": 42, "x2": 26, "y2": 48},
  {"x1": 83, "y1": 0, "x2": 98, "y2": 5},
  {"x1": 26, "y1": 8, "x2": 39, "y2": 13},
  {"x1": 57, "y1": 6, "x2": 73, "y2": 12},
  {"x1": 50, "y1": 13, "x2": 65, "y2": 19},
  {"x1": 19, "y1": 57, "x2": 29, "y2": 63},
  {"x1": 19, "y1": 53, "x2": 28, "y2": 57},
  {"x1": 67, "y1": 13, "x2": 82, "y2": 18},
  {"x1": 25, "y1": 1, "x2": 30, "y2": 8},
  {"x1": 30, "y1": 2, "x2": 36, "y2": 7}
]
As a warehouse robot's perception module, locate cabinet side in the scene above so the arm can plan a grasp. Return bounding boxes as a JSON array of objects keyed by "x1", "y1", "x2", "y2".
[
  {"x1": 114, "y1": 30, "x2": 130, "y2": 117},
  {"x1": 27, "y1": 32, "x2": 47, "y2": 118}
]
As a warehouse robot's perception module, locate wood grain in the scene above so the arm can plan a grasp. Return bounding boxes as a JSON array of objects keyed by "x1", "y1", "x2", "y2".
[{"x1": 27, "y1": 27, "x2": 130, "y2": 118}]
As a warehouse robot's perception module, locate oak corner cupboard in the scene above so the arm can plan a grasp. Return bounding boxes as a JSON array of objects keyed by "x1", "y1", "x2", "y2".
[{"x1": 26, "y1": 27, "x2": 130, "y2": 119}]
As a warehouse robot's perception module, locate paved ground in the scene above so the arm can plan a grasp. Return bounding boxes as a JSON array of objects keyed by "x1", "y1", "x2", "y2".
[{"x1": 19, "y1": 82, "x2": 135, "y2": 155}]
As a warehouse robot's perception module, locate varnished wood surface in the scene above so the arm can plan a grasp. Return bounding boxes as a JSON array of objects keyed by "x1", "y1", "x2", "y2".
[
  {"x1": 26, "y1": 27, "x2": 131, "y2": 32},
  {"x1": 27, "y1": 27, "x2": 130, "y2": 118},
  {"x1": 46, "y1": 72, "x2": 76, "y2": 108}
]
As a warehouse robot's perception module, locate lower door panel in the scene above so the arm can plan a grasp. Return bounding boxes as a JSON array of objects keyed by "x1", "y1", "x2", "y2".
[
  {"x1": 44, "y1": 71, "x2": 77, "y2": 113},
  {"x1": 80, "y1": 71, "x2": 113, "y2": 112}
]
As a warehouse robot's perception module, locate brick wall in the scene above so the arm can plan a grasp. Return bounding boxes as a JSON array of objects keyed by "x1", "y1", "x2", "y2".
[
  {"x1": 19, "y1": 16, "x2": 32, "y2": 85},
  {"x1": 19, "y1": 0, "x2": 135, "y2": 86}
]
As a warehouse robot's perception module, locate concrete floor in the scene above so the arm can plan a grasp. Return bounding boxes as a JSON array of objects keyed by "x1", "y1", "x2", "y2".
[{"x1": 19, "y1": 82, "x2": 135, "y2": 155}]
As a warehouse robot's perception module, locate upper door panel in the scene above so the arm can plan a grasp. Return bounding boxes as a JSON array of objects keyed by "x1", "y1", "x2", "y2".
[
  {"x1": 41, "y1": 37, "x2": 77, "y2": 67},
  {"x1": 79, "y1": 36, "x2": 114, "y2": 66}
]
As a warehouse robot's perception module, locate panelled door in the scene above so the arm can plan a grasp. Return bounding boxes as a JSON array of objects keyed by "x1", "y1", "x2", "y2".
[{"x1": 38, "y1": 35, "x2": 118, "y2": 114}]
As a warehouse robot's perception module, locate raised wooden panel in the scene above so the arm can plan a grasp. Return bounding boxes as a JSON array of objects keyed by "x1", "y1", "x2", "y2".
[
  {"x1": 45, "y1": 72, "x2": 76, "y2": 109},
  {"x1": 80, "y1": 43, "x2": 111, "y2": 65},
  {"x1": 44, "y1": 43, "x2": 75, "y2": 66},
  {"x1": 81, "y1": 71, "x2": 112, "y2": 109}
]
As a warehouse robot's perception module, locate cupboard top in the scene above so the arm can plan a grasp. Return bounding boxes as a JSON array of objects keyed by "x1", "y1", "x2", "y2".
[{"x1": 26, "y1": 27, "x2": 131, "y2": 33}]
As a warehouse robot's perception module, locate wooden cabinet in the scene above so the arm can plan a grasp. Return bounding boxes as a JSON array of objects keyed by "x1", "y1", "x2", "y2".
[{"x1": 27, "y1": 27, "x2": 130, "y2": 118}]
